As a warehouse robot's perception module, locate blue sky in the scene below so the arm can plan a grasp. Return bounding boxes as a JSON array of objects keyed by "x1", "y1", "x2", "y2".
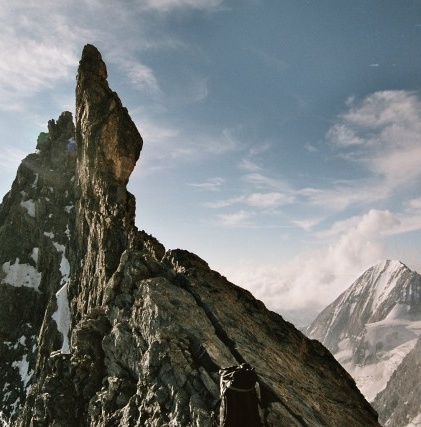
[{"x1": 1, "y1": 0, "x2": 421, "y2": 325}]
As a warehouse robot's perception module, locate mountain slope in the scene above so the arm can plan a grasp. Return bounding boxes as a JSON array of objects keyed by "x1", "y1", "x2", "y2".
[
  {"x1": 306, "y1": 259, "x2": 421, "y2": 426},
  {"x1": 0, "y1": 44, "x2": 379, "y2": 427},
  {"x1": 373, "y1": 335, "x2": 421, "y2": 426}
]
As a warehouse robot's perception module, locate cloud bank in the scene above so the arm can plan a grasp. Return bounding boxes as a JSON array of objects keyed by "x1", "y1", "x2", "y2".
[{"x1": 223, "y1": 209, "x2": 399, "y2": 325}]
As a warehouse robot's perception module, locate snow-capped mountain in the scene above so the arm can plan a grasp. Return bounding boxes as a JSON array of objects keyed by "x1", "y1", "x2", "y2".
[{"x1": 305, "y1": 259, "x2": 421, "y2": 426}]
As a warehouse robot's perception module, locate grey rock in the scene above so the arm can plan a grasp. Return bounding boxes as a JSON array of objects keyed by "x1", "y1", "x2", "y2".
[{"x1": 0, "y1": 44, "x2": 379, "y2": 427}]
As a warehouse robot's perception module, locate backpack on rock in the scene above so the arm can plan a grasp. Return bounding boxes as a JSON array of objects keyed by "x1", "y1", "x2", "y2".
[{"x1": 218, "y1": 363, "x2": 262, "y2": 427}]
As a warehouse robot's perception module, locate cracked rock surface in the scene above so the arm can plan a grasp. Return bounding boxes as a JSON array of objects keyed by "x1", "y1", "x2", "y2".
[{"x1": 0, "y1": 45, "x2": 379, "y2": 427}]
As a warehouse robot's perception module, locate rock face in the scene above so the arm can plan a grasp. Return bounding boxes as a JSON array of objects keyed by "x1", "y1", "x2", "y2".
[
  {"x1": 0, "y1": 44, "x2": 379, "y2": 426},
  {"x1": 306, "y1": 260, "x2": 421, "y2": 426},
  {"x1": 373, "y1": 335, "x2": 421, "y2": 426}
]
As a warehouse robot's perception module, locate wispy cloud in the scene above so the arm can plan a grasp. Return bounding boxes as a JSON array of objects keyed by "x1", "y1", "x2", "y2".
[
  {"x1": 294, "y1": 90, "x2": 421, "y2": 213},
  {"x1": 291, "y1": 218, "x2": 321, "y2": 232},
  {"x1": 406, "y1": 197, "x2": 421, "y2": 211},
  {"x1": 0, "y1": 147, "x2": 29, "y2": 171},
  {"x1": 215, "y1": 210, "x2": 253, "y2": 227},
  {"x1": 242, "y1": 172, "x2": 289, "y2": 190},
  {"x1": 238, "y1": 143, "x2": 272, "y2": 171},
  {"x1": 205, "y1": 191, "x2": 293, "y2": 210},
  {"x1": 245, "y1": 192, "x2": 294, "y2": 208},
  {"x1": 383, "y1": 197, "x2": 421, "y2": 236},
  {"x1": 204, "y1": 89, "x2": 421, "y2": 232},
  {"x1": 118, "y1": 59, "x2": 162, "y2": 95},
  {"x1": 0, "y1": 0, "x2": 215, "y2": 113},
  {"x1": 327, "y1": 90, "x2": 421, "y2": 186},
  {"x1": 188, "y1": 177, "x2": 226, "y2": 192},
  {"x1": 140, "y1": 0, "x2": 227, "y2": 12},
  {"x1": 238, "y1": 158, "x2": 261, "y2": 171}
]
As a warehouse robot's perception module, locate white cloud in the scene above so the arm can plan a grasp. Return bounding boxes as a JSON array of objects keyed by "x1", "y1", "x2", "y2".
[
  {"x1": 327, "y1": 90, "x2": 421, "y2": 187},
  {"x1": 0, "y1": 0, "x2": 211, "y2": 113},
  {"x1": 243, "y1": 172, "x2": 289, "y2": 190},
  {"x1": 0, "y1": 3, "x2": 90, "y2": 110},
  {"x1": 204, "y1": 191, "x2": 293, "y2": 210},
  {"x1": 245, "y1": 192, "x2": 294, "y2": 208},
  {"x1": 238, "y1": 143, "x2": 272, "y2": 171},
  {"x1": 204, "y1": 196, "x2": 244, "y2": 209},
  {"x1": 188, "y1": 177, "x2": 226, "y2": 191},
  {"x1": 216, "y1": 210, "x2": 253, "y2": 227},
  {"x1": 222, "y1": 209, "x2": 399, "y2": 322},
  {"x1": 381, "y1": 198, "x2": 421, "y2": 236},
  {"x1": 292, "y1": 218, "x2": 321, "y2": 232},
  {"x1": 119, "y1": 60, "x2": 162, "y2": 95},
  {"x1": 292, "y1": 90, "x2": 421, "y2": 214},
  {"x1": 140, "y1": 0, "x2": 226, "y2": 12},
  {"x1": 406, "y1": 197, "x2": 421, "y2": 211},
  {"x1": 239, "y1": 158, "x2": 261, "y2": 171},
  {"x1": 302, "y1": 180, "x2": 390, "y2": 211},
  {"x1": 327, "y1": 123, "x2": 364, "y2": 147}
]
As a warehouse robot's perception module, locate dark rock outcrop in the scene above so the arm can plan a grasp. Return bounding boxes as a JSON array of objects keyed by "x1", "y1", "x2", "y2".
[{"x1": 0, "y1": 45, "x2": 379, "y2": 426}]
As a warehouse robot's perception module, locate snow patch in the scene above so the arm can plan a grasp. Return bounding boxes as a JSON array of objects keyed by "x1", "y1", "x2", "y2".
[
  {"x1": 44, "y1": 231, "x2": 55, "y2": 239},
  {"x1": 344, "y1": 337, "x2": 418, "y2": 402},
  {"x1": 13, "y1": 335, "x2": 26, "y2": 349},
  {"x1": 32, "y1": 173, "x2": 39, "y2": 188},
  {"x1": 20, "y1": 199, "x2": 36, "y2": 217},
  {"x1": 53, "y1": 242, "x2": 70, "y2": 285},
  {"x1": 65, "y1": 224, "x2": 71, "y2": 239},
  {"x1": 405, "y1": 412, "x2": 421, "y2": 427},
  {"x1": 30, "y1": 247, "x2": 39, "y2": 267},
  {"x1": 372, "y1": 260, "x2": 404, "y2": 311},
  {"x1": 52, "y1": 283, "x2": 71, "y2": 354},
  {"x1": 385, "y1": 303, "x2": 412, "y2": 320},
  {"x1": 64, "y1": 204, "x2": 74, "y2": 213},
  {"x1": 1, "y1": 258, "x2": 41, "y2": 290},
  {"x1": 12, "y1": 354, "x2": 32, "y2": 389},
  {"x1": 9, "y1": 398, "x2": 20, "y2": 419}
]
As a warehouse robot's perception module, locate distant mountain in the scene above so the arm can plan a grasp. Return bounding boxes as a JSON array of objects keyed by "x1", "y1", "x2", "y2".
[
  {"x1": 0, "y1": 44, "x2": 380, "y2": 426},
  {"x1": 306, "y1": 259, "x2": 421, "y2": 426}
]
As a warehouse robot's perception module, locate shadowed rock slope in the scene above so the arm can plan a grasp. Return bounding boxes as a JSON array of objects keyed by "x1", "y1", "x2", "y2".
[{"x1": 0, "y1": 44, "x2": 379, "y2": 427}]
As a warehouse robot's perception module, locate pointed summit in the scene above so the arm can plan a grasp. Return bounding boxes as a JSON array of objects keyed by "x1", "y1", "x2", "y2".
[
  {"x1": 76, "y1": 44, "x2": 142, "y2": 187},
  {"x1": 78, "y1": 44, "x2": 108, "y2": 83}
]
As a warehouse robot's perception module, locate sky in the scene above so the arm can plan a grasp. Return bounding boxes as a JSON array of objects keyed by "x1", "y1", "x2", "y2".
[{"x1": 1, "y1": 0, "x2": 421, "y2": 325}]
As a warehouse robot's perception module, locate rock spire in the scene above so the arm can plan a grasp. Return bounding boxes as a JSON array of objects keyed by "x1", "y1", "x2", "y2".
[{"x1": 0, "y1": 45, "x2": 380, "y2": 426}]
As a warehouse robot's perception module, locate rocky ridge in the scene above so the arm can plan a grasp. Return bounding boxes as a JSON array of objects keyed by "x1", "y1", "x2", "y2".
[{"x1": 0, "y1": 44, "x2": 379, "y2": 426}]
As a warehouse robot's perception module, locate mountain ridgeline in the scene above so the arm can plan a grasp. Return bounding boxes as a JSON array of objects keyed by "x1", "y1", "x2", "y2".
[
  {"x1": 0, "y1": 45, "x2": 379, "y2": 426},
  {"x1": 306, "y1": 260, "x2": 421, "y2": 426}
]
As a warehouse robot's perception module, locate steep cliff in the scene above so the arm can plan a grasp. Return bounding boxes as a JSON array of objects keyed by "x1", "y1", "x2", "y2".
[{"x1": 0, "y1": 44, "x2": 379, "y2": 427}]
